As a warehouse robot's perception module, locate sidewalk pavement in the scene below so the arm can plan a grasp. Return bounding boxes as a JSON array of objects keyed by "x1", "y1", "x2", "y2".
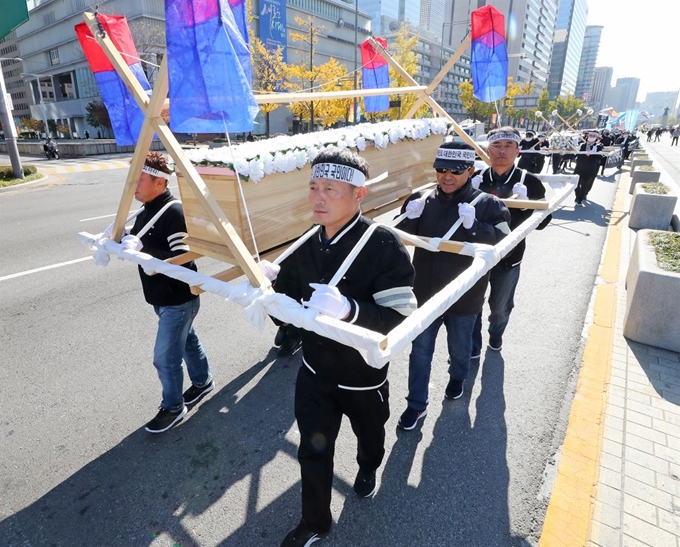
[{"x1": 540, "y1": 159, "x2": 680, "y2": 546}]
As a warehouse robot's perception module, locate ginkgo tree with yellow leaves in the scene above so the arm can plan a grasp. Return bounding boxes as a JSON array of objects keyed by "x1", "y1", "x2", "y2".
[
  {"x1": 284, "y1": 16, "x2": 351, "y2": 131},
  {"x1": 251, "y1": 37, "x2": 287, "y2": 136}
]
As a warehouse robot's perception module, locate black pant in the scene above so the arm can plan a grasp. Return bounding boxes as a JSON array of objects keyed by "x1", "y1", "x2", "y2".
[
  {"x1": 294, "y1": 365, "x2": 390, "y2": 533},
  {"x1": 672, "y1": 137, "x2": 678, "y2": 146},
  {"x1": 575, "y1": 172, "x2": 598, "y2": 203}
]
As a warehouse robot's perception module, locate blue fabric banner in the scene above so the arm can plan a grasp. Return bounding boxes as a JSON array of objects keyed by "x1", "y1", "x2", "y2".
[{"x1": 165, "y1": 0, "x2": 259, "y2": 133}]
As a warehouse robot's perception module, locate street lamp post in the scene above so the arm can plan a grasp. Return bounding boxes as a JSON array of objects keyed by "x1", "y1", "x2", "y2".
[
  {"x1": 0, "y1": 57, "x2": 24, "y2": 179},
  {"x1": 22, "y1": 72, "x2": 50, "y2": 139}
]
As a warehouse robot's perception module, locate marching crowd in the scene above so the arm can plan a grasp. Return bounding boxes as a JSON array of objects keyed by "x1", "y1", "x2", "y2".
[{"x1": 116, "y1": 122, "x2": 624, "y2": 545}]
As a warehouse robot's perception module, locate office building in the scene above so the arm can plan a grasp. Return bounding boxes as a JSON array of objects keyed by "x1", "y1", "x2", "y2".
[
  {"x1": 547, "y1": 0, "x2": 587, "y2": 99},
  {"x1": 607, "y1": 77, "x2": 640, "y2": 113},
  {"x1": 420, "y1": 0, "x2": 446, "y2": 36},
  {"x1": 591, "y1": 66, "x2": 613, "y2": 112},
  {"x1": 15, "y1": 0, "x2": 166, "y2": 138},
  {"x1": 575, "y1": 25, "x2": 602, "y2": 104},
  {"x1": 444, "y1": 0, "x2": 559, "y2": 94},
  {"x1": 361, "y1": 0, "x2": 420, "y2": 35},
  {"x1": 0, "y1": 29, "x2": 31, "y2": 132}
]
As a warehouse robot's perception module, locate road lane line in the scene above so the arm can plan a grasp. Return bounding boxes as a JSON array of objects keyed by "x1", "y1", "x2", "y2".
[{"x1": 0, "y1": 256, "x2": 93, "y2": 282}]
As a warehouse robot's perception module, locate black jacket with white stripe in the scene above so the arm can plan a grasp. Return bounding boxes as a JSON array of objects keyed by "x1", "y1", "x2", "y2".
[
  {"x1": 131, "y1": 189, "x2": 197, "y2": 306},
  {"x1": 274, "y1": 212, "x2": 416, "y2": 389}
]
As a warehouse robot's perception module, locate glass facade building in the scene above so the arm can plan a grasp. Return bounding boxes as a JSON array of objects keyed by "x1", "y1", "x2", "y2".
[{"x1": 547, "y1": 0, "x2": 587, "y2": 99}]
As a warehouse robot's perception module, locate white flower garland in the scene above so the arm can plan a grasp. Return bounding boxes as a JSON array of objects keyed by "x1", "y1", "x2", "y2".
[
  {"x1": 184, "y1": 118, "x2": 451, "y2": 182},
  {"x1": 548, "y1": 131, "x2": 582, "y2": 151}
]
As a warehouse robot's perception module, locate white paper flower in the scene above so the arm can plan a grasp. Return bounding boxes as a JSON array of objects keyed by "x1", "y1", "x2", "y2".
[
  {"x1": 249, "y1": 159, "x2": 265, "y2": 182},
  {"x1": 294, "y1": 150, "x2": 308, "y2": 169}
]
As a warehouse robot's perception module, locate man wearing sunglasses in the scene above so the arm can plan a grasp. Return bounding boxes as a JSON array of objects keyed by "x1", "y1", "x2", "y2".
[
  {"x1": 396, "y1": 141, "x2": 511, "y2": 430},
  {"x1": 472, "y1": 126, "x2": 552, "y2": 357}
]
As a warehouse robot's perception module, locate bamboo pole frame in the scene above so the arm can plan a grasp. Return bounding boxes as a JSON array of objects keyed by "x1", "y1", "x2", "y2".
[
  {"x1": 82, "y1": 10, "x2": 498, "y2": 292},
  {"x1": 82, "y1": 12, "x2": 267, "y2": 288}
]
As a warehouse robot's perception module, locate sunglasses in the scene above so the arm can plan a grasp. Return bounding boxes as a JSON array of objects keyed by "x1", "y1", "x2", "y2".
[{"x1": 435, "y1": 167, "x2": 469, "y2": 175}]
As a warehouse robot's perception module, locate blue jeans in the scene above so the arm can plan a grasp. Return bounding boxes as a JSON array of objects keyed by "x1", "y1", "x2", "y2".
[
  {"x1": 472, "y1": 263, "x2": 522, "y2": 355},
  {"x1": 153, "y1": 298, "x2": 211, "y2": 412},
  {"x1": 406, "y1": 313, "x2": 477, "y2": 411}
]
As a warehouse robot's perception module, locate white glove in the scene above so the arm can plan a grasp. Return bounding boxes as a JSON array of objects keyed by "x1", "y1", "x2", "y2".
[
  {"x1": 471, "y1": 174, "x2": 482, "y2": 189},
  {"x1": 512, "y1": 182, "x2": 528, "y2": 200},
  {"x1": 458, "y1": 202, "x2": 476, "y2": 230},
  {"x1": 258, "y1": 260, "x2": 280, "y2": 281},
  {"x1": 304, "y1": 283, "x2": 351, "y2": 319},
  {"x1": 405, "y1": 197, "x2": 426, "y2": 219},
  {"x1": 120, "y1": 234, "x2": 143, "y2": 251}
]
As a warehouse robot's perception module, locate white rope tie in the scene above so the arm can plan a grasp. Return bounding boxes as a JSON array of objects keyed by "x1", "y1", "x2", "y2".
[{"x1": 79, "y1": 176, "x2": 578, "y2": 369}]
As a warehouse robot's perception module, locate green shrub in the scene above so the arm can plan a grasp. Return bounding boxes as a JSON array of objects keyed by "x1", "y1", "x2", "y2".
[
  {"x1": 637, "y1": 165, "x2": 656, "y2": 171},
  {"x1": 0, "y1": 165, "x2": 38, "y2": 180},
  {"x1": 649, "y1": 232, "x2": 680, "y2": 273},
  {"x1": 641, "y1": 182, "x2": 668, "y2": 195}
]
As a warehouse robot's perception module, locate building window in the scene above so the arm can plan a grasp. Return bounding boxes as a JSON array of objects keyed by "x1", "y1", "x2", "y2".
[{"x1": 49, "y1": 49, "x2": 60, "y2": 66}]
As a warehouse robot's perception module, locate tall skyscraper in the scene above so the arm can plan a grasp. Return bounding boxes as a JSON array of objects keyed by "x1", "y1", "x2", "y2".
[
  {"x1": 591, "y1": 66, "x2": 613, "y2": 112},
  {"x1": 420, "y1": 0, "x2": 446, "y2": 36},
  {"x1": 547, "y1": 0, "x2": 588, "y2": 99},
  {"x1": 362, "y1": 0, "x2": 421, "y2": 35},
  {"x1": 444, "y1": 0, "x2": 559, "y2": 94},
  {"x1": 575, "y1": 25, "x2": 602, "y2": 104}
]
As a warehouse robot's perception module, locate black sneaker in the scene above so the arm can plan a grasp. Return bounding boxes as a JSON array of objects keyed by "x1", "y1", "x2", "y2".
[
  {"x1": 398, "y1": 407, "x2": 428, "y2": 430},
  {"x1": 488, "y1": 336, "x2": 503, "y2": 351},
  {"x1": 274, "y1": 325, "x2": 288, "y2": 347},
  {"x1": 280, "y1": 520, "x2": 325, "y2": 547},
  {"x1": 144, "y1": 406, "x2": 187, "y2": 433},
  {"x1": 183, "y1": 380, "x2": 214, "y2": 405},
  {"x1": 353, "y1": 469, "x2": 377, "y2": 498},
  {"x1": 471, "y1": 352, "x2": 481, "y2": 359},
  {"x1": 445, "y1": 379, "x2": 465, "y2": 400}
]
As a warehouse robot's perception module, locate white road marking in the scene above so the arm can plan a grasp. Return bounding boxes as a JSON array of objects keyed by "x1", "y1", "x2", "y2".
[
  {"x1": 80, "y1": 211, "x2": 135, "y2": 222},
  {"x1": 0, "y1": 256, "x2": 93, "y2": 282}
]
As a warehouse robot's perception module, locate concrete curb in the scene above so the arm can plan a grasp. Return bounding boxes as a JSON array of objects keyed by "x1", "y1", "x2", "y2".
[
  {"x1": 539, "y1": 165, "x2": 627, "y2": 546},
  {"x1": 0, "y1": 173, "x2": 51, "y2": 193}
]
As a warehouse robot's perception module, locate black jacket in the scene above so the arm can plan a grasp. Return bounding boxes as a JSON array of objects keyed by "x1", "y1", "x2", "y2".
[
  {"x1": 130, "y1": 189, "x2": 197, "y2": 306},
  {"x1": 574, "y1": 142, "x2": 604, "y2": 176},
  {"x1": 477, "y1": 166, "x2": 552, "y2": 268},
  {"x1": 398, "y1": 182, "x2": 511, "y2": 315},
  {"x1": 274, "y1": 213, "x2": 416, "y2": 389}
]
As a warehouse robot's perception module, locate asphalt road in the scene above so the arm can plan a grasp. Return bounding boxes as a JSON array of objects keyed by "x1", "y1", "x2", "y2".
[{"x1": 0, "y1": 155, "x2": 619, "y2": 546}]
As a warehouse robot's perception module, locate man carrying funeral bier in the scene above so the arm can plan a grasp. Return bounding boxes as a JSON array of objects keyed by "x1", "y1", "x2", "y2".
[
  {"x1": 258, "y1": 147, "x2": 417, "y2": 546},
  {"x1": 395, "y1": 141, "x2": 511, "y2": 430},
  {"x1": 472, "y1": 126, "x2": 552, "y2": 357}
]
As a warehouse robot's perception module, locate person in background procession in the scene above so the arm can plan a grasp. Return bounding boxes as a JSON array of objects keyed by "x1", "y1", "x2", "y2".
[{"x1": 573, "y1": 130, "x2": 604, "y2": 207}]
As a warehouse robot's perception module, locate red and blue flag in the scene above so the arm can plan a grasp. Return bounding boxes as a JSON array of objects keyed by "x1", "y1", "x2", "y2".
[
  {"x1": 75, "y1": 15, "x2": 152, "y2": 146},
  {"x1": 165, "y1": 0, "x2": 258, "y2": 133},
  {"x1": 470, "y1": 5, "x2": 508, "y2": 103},
  {"x1": 360, "y1": 38, "x2": 390, "y2": 113}
]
